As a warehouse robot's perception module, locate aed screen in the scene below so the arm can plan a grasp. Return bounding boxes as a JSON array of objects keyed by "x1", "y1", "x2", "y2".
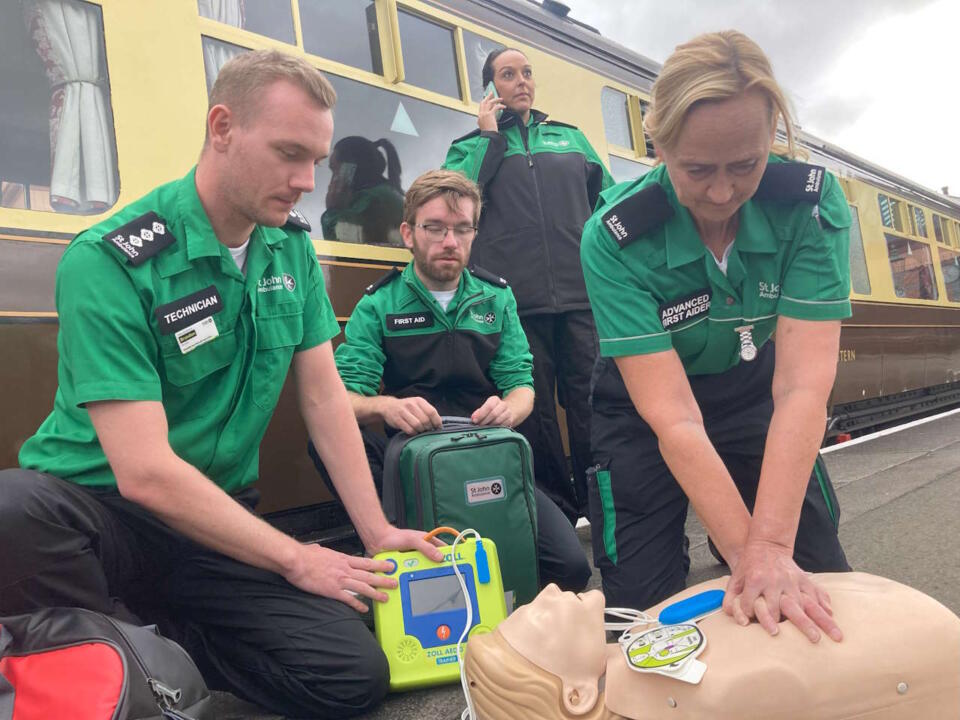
[{"x1": 409, "y1": 574, "x2": 467, "y2": 616}]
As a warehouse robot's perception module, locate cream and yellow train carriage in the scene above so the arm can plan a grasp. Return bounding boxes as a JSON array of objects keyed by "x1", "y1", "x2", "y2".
[{"x1": 1, "y1": 0, "x2": 958, "y2": 531}]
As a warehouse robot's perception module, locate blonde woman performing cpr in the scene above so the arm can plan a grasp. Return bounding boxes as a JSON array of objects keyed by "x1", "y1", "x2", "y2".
[{"x1": 580, "y1": 31, "x2": 852, "y2": 643}]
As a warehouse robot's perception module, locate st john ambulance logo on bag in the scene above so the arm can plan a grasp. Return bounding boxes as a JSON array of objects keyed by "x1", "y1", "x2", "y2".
[{"x1": 465, "y1": 476, "x2": 507, "y2": 505}]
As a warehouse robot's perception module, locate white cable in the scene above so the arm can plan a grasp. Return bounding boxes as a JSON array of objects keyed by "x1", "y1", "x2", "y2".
[
  {"x1": 604, "y1": 607, "x2": 656, "y2": 632},
  {"x1": 450, "y1": 528, "x2": 480, "y2": 720}
]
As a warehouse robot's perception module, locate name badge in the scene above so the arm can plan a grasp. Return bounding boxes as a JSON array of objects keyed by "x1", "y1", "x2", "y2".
[
  {"x1": 175, "y1": 316, "x2": 219, "y2": 354},
  {"x1": 659, "y1": 289, "x2": 712, "y2": 330},
  {"x1": 155, "y1": 285, "x2": 223, "y2": 335},
  {"x1": 386, "y1": 312, "x2": 434, "y2": 331}
]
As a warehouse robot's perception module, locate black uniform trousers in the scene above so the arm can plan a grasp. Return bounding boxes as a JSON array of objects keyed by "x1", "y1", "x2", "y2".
[
  {"x1": 0, "y1": 469, "x2": 388, "y2": 720},
  {"x1": 516, "y1": 310, "x2": 597, "y2": 523},
  {"x1": 587, "y1": 342, "x2": 849, "y2": 610},
  {"x1": 309, "y1": 428, "x2": 592, "y2": 593}
]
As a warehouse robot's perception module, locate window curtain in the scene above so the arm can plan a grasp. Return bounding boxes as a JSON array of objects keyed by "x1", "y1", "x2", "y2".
[
  {"x1": 198, "y1": 0, "x2": 245, "y2": 89},
  {"x1": 23, "y1": 0, "x2": 117, "y2": 213}
]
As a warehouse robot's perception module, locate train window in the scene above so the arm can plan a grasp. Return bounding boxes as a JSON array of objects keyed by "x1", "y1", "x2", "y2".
[
  {"x1": 601, "y1": 88, "x2": 633, "y2": 150},
  {"x1": 885, "y1": 235, "x2": 938, "y2": 300},
  {"x1": 933, "y1": 214, "x2": 945, "y2": 244},
  {"x1": 637, "y1": 100, "x2": 656, "y2": 158},
  {"x1": 848, "y1": 206, "x2": 871, "y2": 295},
  {"x1": 299, "y1": 73, "x2": 475, "y2": 246},
  {"x1": 396, "y1": 10, "x2": 461, "y2": 98},
  {"x1": 608, "y1": 155, "x2": 650, "y2": 184},
  {"x1": 197, "y1": 0, "x2": 295, "y2": 45},
  {"x1": 938, "y1": 249, "x2": 960, "y2": 302},
  {"x1": 299, "y1": 0, "x2": 383, "y2": 74},
  {"x1": 954, "y1": 221, "x2": 960, "y2": 249},
  {"x1": 200, "y1": 36, "x2": 247, "y2": 92},
  {"x1": 462, "y1": 30, "x2": 504, "y2": 103},
  {"x1": 877, "y1": 194, "x2": 905, "y2": 232},
  {"x1": 909, "y1": 205, "x2": 928, "y2": 238},
  {"x1": 0, "y1": 0, "x2": 119, "y2": 215}
]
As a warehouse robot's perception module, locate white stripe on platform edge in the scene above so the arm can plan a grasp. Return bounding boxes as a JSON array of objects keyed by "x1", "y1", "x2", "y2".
[{"x1": 821, "y1": 406, "x2": 960, "y2": 454}]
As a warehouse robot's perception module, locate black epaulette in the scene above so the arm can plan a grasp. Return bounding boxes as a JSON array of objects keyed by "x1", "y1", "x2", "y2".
[
  {"x1": 102, "y1": 211, "x2": 176, "y2": 266},
  {"x1": 285, "y1": 207, "x2": 312, "y2": 232},
  {"x1": 600, "y1": 184, "x2": 674, "y2": 249},
  {"x1": 468, "y1": 264, "x2": 508, "y2": 288},
  {"x1": 754, "y1": 162, "x2": 825, "y2": 204},
  {"x1": 543, "y1": 119, "x2": 578, "y2": 131},
  {"x1": 365, "y1": 267, "x2": 402, "y2": 295}
]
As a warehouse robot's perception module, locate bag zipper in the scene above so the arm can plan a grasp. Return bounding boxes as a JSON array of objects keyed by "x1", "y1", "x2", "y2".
[{"x1": 101, "y1": 615, "x2": 201, "y2": 718}]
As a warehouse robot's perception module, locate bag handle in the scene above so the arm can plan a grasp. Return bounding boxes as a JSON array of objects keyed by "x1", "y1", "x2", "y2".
[{"x1": 439, "y1": 416, "x2": 475, "y2": 428}]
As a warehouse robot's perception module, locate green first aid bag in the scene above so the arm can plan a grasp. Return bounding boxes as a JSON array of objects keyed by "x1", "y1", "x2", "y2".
[{"x1": 381, "y1": 418, "x2": 539, "y2": 608}]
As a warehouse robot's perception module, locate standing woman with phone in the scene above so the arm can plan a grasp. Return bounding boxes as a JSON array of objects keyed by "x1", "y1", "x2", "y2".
[{"x1": 443, "y1": 48, "x2": 614, "y2": 523}]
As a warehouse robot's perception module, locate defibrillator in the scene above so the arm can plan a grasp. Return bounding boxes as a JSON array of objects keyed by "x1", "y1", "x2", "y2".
[{"x1": 373, "y1": 528, "x2": 508, "y2": 691}]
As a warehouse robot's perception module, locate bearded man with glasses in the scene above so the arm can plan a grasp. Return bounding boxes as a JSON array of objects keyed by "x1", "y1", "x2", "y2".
[{"x1": 308, "y1": 169, "x2": 591, "y2": 593}]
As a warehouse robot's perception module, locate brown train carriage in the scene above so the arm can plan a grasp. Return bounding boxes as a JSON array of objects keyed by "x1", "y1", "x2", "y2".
[{"x1": 1, "y1": 0, "x2": 958, "y2": 526}]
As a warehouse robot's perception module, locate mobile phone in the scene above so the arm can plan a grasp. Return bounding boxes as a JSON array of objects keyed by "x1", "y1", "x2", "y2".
[{"x1": 484, "y1": 81, "x2": 503, "y2": 120}]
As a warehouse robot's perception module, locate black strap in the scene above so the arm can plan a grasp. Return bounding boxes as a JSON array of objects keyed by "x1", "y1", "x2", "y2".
[
  {"x1": 365, "y1": 267, "x2": 402, "y2": 295},
  {"x1": 380, "y1": 434, "x2": 408, "y2": 526},
  {"x1": 0, "y1": 627, "x2": 14, "y2": 720},
  {"x1": 468, "y1": 265, "x2": 508, "y2": 288},
  {"x1": 284, "y1": 208, "x2": 312, "y2": 232}
]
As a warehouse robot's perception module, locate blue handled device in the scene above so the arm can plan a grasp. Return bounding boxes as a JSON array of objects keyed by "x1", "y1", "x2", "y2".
[{"x1": 658, "y1": 589, "x2": 725, "y2": 624}]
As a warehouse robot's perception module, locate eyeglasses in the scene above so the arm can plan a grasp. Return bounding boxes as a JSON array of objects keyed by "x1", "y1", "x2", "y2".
[{"x1": 415, "y1": 223, "x2": 477, "y2": 243}]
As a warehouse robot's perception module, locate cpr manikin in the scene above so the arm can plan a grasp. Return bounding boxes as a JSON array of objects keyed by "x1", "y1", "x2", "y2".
[{"x1": 463, "y1": 573, "x2": 960, "y2": 719}]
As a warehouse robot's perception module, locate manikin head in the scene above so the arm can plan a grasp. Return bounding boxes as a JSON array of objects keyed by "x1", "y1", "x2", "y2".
[{"x1": 465, "y1": 585, "x2": 617, "y2": 719}]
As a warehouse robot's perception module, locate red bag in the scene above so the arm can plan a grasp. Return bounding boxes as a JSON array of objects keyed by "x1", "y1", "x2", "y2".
[{"x1": 0, "y1": 607, "x2": 209, "y2": 720}]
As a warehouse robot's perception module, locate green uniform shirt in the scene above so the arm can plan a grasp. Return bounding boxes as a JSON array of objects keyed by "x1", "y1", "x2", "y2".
[
  {"x1": 581, "y1": 156, "x2": 852, "y2": 375},
  {"x1": 19, "y1": 168, "x2": 340, "y2": 491},
  {"x1": 335, "y1": 264, "x2": 533, "y2": 414}
]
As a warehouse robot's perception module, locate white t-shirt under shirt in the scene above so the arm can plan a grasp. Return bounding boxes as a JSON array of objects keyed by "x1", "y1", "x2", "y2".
[
  {"x1": 430, "y1": 289, "x2": 457, "y2": 311},
  {"x1": 711, "y1": 241, "x2": 734, "y2": 276},
  {"x1": 228, "y1": 237, "x2": 251, "y2": 275}
]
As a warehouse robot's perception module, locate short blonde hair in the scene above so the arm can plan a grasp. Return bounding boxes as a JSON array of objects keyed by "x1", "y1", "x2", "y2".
[
  {"x1": 403, "y1": 170, "x2": 482, "y2": 226},
  {"x1": 208, "y1": 49, "x2": 336, "y2": 129},
  {"x1": 644, "y1": 31, "x2": 800, "y2": 158}
]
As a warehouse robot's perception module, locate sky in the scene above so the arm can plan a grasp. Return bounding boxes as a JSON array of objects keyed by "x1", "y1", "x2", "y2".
[{"x1": 565, "y1": 0, "x2": 960, "y2": 198}]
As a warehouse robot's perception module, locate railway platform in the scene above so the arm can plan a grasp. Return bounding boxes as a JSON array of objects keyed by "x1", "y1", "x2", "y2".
[{"x1": 213, "y1": 409, "x2": 960, "y2": 719}]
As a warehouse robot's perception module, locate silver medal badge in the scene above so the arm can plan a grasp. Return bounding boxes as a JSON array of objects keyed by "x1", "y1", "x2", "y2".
[{"x1": 734, "y1": 324, "x2": 757, "y2": 361}]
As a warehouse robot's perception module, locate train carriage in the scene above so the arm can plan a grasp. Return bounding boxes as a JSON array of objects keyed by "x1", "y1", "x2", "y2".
[{"x1": 2, "y1": 0, "x2": 958, "y2": 523}]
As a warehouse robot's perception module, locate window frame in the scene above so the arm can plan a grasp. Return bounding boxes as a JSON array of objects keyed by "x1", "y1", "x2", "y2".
[
  {"x1": 0, "y1": 0, "x2": 120, "y2": 221},
  {"x1": 598, "y1": 82, "x2": 655, "y2": 178},
  {"x1": 909, "y1": 204, "x2": 928, "y2": 238},
  {"x1": 846, "y1": 201, "x2": 872, "y2": 297}
]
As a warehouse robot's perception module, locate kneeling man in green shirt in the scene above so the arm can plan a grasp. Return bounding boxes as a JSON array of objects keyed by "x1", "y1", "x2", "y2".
[{"x1": 0, "y1": 49, "x2": 440, "y2": 719}]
